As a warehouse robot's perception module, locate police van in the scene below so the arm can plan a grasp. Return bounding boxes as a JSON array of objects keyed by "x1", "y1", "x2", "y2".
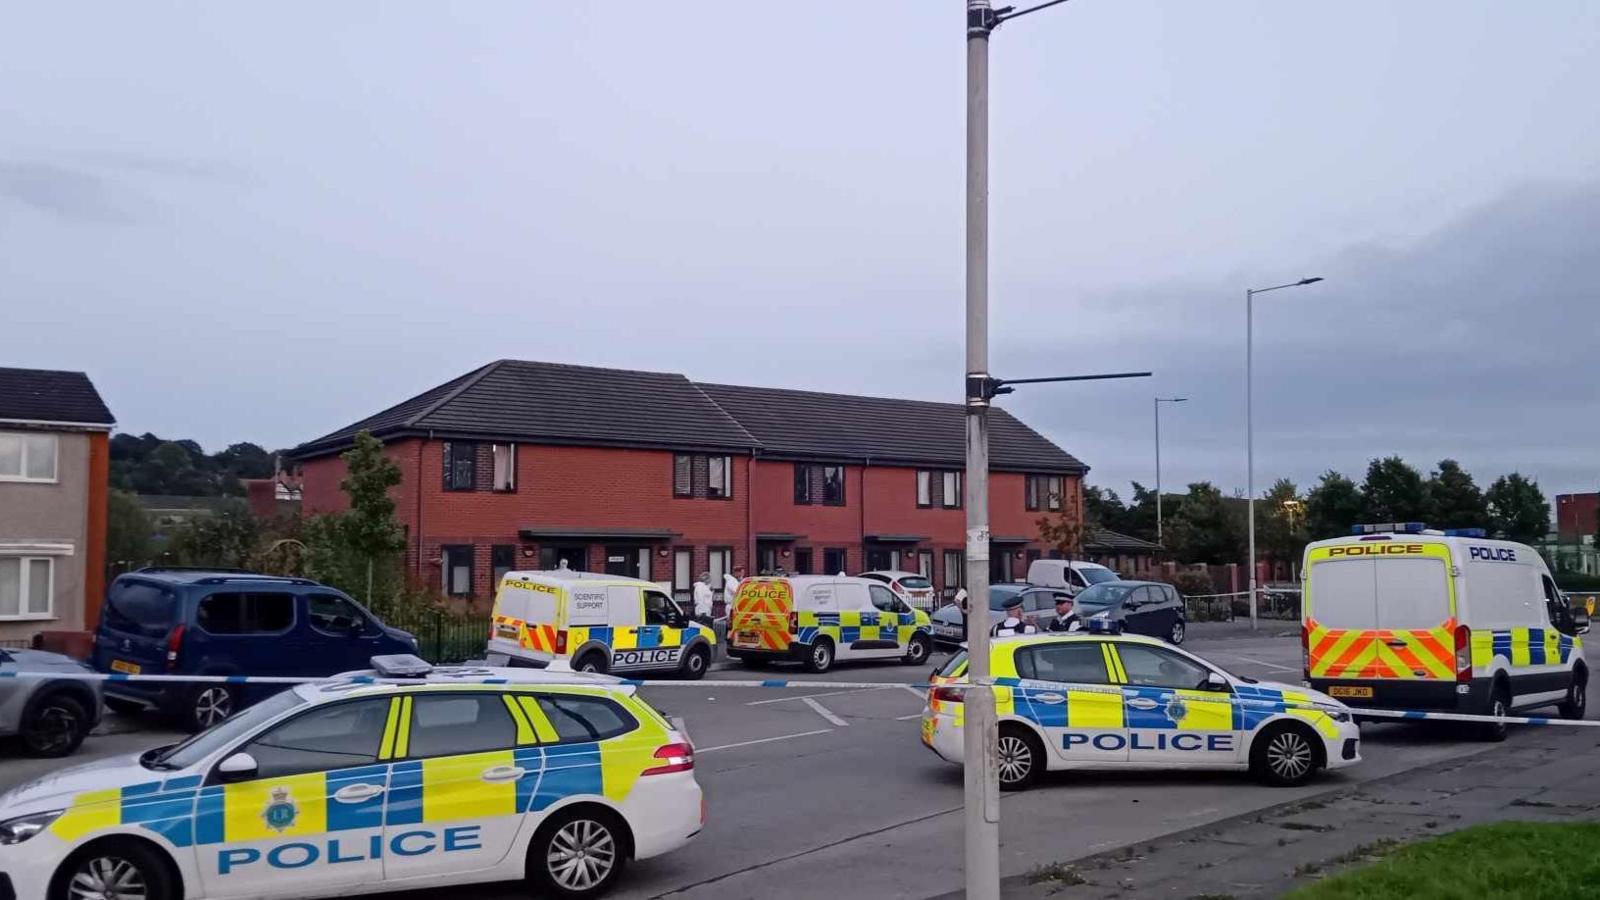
[
  {"x1": 0, "y1": 657, "x2": 703, "y2": 900},
  {"x1": 727, "y1": 575, "x2": 933, "y2": 673},
  {"x1": 1302, "y1": 523, "x2": 1588, "y2": 739},
  {"x1": 485, "y1": 570, "x2": 716, "y2": 679},
  {"x1": 921, "y1": 633, "x2": 1360, "y2": 789}
]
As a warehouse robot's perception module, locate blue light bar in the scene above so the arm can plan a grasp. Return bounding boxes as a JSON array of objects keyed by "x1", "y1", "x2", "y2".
[
  {"x1": 1443, "y1": 528, "x2": 1487, "y2": 538},
  {"x1": 1351, "y1": 522, "x2": 1427, "y2": 535}
]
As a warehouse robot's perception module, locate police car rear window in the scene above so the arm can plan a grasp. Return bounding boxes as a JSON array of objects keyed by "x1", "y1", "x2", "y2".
[
  {"x1": 537, "y1": 695, "x2": 637, "y2": 743},
  {"x1": 936, "y1": 650, "x2": 969, "y2": 678},
  {"x1": 407, "y1": 694, "x2": 517, "y2": 758}
]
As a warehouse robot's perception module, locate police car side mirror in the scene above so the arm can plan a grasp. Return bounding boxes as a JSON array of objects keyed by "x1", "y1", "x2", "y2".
[
  {"x1": 218, "y1": 752, "x2": 258, "y2": 783},
  {"x1": 1204, "y1": 672, "x2": 1229, "y2": 693}
]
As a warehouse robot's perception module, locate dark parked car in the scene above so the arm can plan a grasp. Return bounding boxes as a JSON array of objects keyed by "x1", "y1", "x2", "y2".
[
  {"x1": 1072, "y1": 580, "x2": 1188, "y2": 644},
  {"x1": 0, "y1": 646, "x2": 103, "y2": 757},
  {"x1": 93, "y1": 568, "x2": 418, "y2": 731},
  {"x1": 927, "y1": 584, "x2": 1073, "y2": 647}
]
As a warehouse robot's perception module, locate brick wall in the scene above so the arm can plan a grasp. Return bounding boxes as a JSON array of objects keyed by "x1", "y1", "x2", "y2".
[{"x1": 1557, "y1": 493, "x2": 1598, "y2": 539}]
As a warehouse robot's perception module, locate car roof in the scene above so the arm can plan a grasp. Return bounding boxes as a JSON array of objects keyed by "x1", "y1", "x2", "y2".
[
  {"x1": 861, "y1": 570, "x2": 925, "y2": 579},
  {"x1": 994, "y1": 632, "x2": 1169, "y2": 649},
  {"x1": 301, "y1": 664, "x2": 637, "y2": 701},
  {"x1": 500, "y1": 569, "x2": 659, "y2": 588},
  {"x1": 119, "y1": 568, "x2": 319, "y2": 587}
]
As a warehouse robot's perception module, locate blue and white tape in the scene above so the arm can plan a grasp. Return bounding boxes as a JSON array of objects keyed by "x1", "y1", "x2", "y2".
[{"x1": 5, "y1": 668, "x2": 1596, "y2": 727}]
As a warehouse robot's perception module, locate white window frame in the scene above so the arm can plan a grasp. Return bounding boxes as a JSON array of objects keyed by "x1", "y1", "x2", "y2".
[
  {"x1": 916, "y1": 471, "x2": 932, "y2": 507},
  {"x1": 490, "y1": 443, "x2": 516, "y2": 492},
  {"x1": 941, "y1": 471, "x2": 961, "y2": 509},
  {"x1": 708, "y1": 455, "x2": 731, "y2": 499},
  {"x1": 0, "y1": 556, "x2": 54, "y2": 620},
  {"x1": 0, "y1": 432, "x2": 59, "y2": 483},
  {"x1": 1046, "y1": 475, "x2": 1063, "y2": 511}
]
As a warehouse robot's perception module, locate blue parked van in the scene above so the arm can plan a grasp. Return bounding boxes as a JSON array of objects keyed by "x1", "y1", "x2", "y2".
[{"x1": 92, "y1": 568, "x2": 418, "y2": 731}]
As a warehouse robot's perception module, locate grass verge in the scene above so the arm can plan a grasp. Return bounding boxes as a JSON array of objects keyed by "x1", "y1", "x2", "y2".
[{"x1": 1286, "y1": 822, "x2": 1600, "y2": 899}]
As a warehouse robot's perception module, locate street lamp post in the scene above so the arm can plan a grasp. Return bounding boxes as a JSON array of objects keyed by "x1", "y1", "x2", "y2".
[
  {"x1": 1245, "y1": 277, "x2": 1323, "y2": 629},
  {"x1": 1154, "y1": 397, "x2": 1187, "y2": 544}
]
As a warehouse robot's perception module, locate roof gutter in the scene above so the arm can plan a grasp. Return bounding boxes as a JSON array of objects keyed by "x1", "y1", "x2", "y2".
[{"x1": 0, "y1": 417, "x2": 114, "y2": 432}]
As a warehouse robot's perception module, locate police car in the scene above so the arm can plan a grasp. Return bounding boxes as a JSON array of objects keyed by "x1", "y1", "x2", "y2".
[
  {"x1": 921, "y1": 633, "x2": 1361, "y2": 789},
  {"x1": 0, "y1": 657, "x2": 702, "y2": 900}
]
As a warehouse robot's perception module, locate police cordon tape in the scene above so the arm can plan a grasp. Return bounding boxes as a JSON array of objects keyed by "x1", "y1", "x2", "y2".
[{"x1": 5, "y1": 668, "x2": 1597, "y2": 728}]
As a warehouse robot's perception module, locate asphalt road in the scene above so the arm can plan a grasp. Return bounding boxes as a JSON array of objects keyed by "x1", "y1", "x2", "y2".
[{"x1": 2, "y1": 623, "x2": 1586, "y2": 900}]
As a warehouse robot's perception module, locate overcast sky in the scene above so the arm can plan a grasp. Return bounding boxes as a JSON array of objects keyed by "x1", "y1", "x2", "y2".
[{"x1": 4, "y1": 2, "x2": 1597, "y2": 500}]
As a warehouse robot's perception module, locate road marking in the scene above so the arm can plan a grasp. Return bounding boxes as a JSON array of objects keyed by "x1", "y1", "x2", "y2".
[
  {"x1": 895, "y1": 713, "x2": 923, "y2": 720},
  {"x1": 1224, "y1": 654, "x2": 1297, "y2": 672},
  {"x1": 899, "y1": 684, "x2": 928, "y2": 699},
  {"x1": 697, "y1": 729, "x2": 834, "y2": 753},
  {"x1": 803, "y1": 696, "x2": 849, "y2": 726},
  {"x1": 746, "y1": 686, "x2": 890, "y2": 706}
]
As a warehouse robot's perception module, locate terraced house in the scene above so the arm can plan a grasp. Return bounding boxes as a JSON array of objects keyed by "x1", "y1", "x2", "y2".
[{"x1": 290, "y1": 360, "x2": 1086, "y2": 605}]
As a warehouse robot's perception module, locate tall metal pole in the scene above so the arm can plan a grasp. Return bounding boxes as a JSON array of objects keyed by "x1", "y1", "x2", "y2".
[
  {"x1": 964, "y1": 2, "x2": 1000, "y2": 897},
  {"x1": 1246, "y1": 288, "x2": 1257, "y2": 630},
  {"x1": 1155, "y1": 397, "x2": 1163, "y2": 544}
]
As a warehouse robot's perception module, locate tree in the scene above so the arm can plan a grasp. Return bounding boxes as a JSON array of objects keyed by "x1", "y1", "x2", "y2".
[
  {"x1": 1082, "y1": 484, "x2": 1124, "y2": 531},
  {"x1": 1361, "y1": 456, "x2": 1429, "y2": 522},
  {"x1": 1486, "y1": 473, "x2": 1549, "y2": 544},
  {"x1": 106, "y1": 489, "x2": 156, "y2": 572},
  {"x1": 1258, "y1": 478, "x2": 1309, "y2": 568},
  {"x1": 1425, "y1": 459, "x2": 1488, "y2": 530},
  {"x1": 166, "y1": 498, "x2": 260, "y2": 569},
  {"x1": 1165, "y1": 482, "x2": 1245, "y2": 565},
  {"x1": 1121, "y1": 481, "x2": 1161, "y2": 543},
  {"x1": 303, "y1": 431, "x2": 407, "y2": 607},
  {"x1": 1305, "y1": 470, "x2": 1365, "y2": 540},
  {"x1": 1036, "y1": 508, "x2": 1083, "y2": 562}
]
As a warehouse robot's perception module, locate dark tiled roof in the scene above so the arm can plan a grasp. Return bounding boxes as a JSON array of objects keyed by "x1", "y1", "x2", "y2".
[
  {"x1": 293, "y1": 359, "x2": 1084, "y2": 474},
  {"x1": 1083, "y1": 528, "x2": 1163, "y2": 553},
  {"x1": 0, "y1": 367, "x2": 114, "y2": 426},
  {"x1": 696, "y1": 382, "x2": 1084, "y2": 472},
  {"x1": 295, "y1": 360, "x2": 755, "y2": 456}
]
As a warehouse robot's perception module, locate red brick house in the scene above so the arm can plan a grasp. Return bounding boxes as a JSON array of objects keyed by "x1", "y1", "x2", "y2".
[
  {"x1": 1557, "y1": 493, "x2": 1597, "y2": 540},
  {"x1": 290, "y1": 360, "x2": 1086, "y2": 605}
]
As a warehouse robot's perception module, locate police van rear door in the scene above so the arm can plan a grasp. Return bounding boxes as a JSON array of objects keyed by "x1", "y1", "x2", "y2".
[{"x1": 1306, "y1": 541, "x2": 1455, "y2": 688}]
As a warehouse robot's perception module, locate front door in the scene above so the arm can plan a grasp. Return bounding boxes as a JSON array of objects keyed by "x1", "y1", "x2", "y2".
[
  {"x1": 990, "y1": 550, "x2": 1015, "y2": 585},
  {"x1": 603, "y1": 546, "x2": 648, "y2": 580},
  {"x1": 1111, "y1": 643, "x2": 1239, "y2": 766},
  {"x1": 757, "y1": 543, "x2": 780, "y2": 575},
  {"x1": 384, "y1": 693, "x2": 528, "y2": 879},
  {"x1": 198, "y1": 697, "x2": 393, "y2": 897},
  {"x1": 1012, "y1": 641, "x2": 1126, "y2": 762},
  {"x1": 539, "y1": 544, "x2": 589, "y2": 572}
]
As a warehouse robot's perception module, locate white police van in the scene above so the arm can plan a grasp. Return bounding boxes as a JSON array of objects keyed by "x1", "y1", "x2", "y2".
[{"x1": 0, "y1": 657, "x2": 703, "y2": 900}]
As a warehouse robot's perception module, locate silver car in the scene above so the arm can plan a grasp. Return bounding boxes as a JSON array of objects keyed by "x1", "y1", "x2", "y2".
[{"x1": 0, "y1": 646, "x2": 103, "y2": 757}]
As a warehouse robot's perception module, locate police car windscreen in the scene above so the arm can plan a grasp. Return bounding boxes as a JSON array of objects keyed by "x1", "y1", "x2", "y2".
[{"x1": 1311, "y1": 558, "x2": 1449, "y2": 630}]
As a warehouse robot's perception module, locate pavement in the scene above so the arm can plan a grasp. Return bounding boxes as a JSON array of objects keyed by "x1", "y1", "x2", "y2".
[{"x1": 0, "y1": 620, "x2": 1583, "y2": 900}]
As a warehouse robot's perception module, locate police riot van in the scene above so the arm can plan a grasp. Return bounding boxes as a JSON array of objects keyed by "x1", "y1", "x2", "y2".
[
  {"x1": 727, "y1": 575, "x2": 933, "y2": 673},
  {"x1": 1302, "y1": 523, "x2": 1587, "y2": 738},
  {"x1": 485, "y1": 570, "x2": 716, "y2": 679},
  {"x1": 0, "y1": 657, "x2": 703, "y2": 900}
]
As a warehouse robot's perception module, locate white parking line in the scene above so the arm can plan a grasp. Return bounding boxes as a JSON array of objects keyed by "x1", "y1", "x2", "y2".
[
  {"x1": 803, "y1": 696, "x2": 850, "y2": 727},
  {"x1": 745, "y1": 686, "x2": 891, "y2": 706},
  {"x1": 697, "y1": 729, "x2": 834, "y2": 753},
  {"x1": 899, "y1": 684, "x2": 928, "y2": 699},
  {"x1": 894, "y1": 713, "x2": 923, "y2": 720}
]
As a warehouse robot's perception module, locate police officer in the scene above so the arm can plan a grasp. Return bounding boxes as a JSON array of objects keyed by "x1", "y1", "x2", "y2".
[
  {"x1": 1046, "y1": 594, "x2": 1080, "y2": 633},
  {"x1": 991, "y1": 595, "x2": 1038, "y2": 637}
]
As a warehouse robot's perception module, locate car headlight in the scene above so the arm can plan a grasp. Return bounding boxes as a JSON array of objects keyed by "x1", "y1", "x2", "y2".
[
  {"x1": 1328, "y1": 710, "x2": 1351, "y2": 723},
  {"x1": 0, "y1": 810, "x2": 62, "y2": 845}
]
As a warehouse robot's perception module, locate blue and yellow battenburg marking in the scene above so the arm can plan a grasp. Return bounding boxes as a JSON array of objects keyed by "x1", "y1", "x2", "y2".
[
  {"x1": 567, "y1": 621, "x2": 715, "y2": 652},
  {"x1": 794, "y1": 609, "x2": 930, "y2": 647},
  {"x1": 1471, "y1": 627, "x2": 1579, "y2": 669},
  {"x1": 48, "y1": 687, "x2": 668, "y2": 865}
]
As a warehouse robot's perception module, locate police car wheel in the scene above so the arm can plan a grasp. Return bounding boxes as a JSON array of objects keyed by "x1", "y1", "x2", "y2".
[
  {"x1": 1250, "y1": 723, "x2": 1319, "y2": 787},
  {"x1": 530, "y1": 808, "x2": 628, "y2": 898},
  {"x1": 186, "y1": 685, "x2": 236, "y2": 733},
  {"x1": 52, "y1": 838, "x2": 175, "y2": 900},
  {"x1": 21, "y1": 692, "x2": 89, "y2": 758},
  {"x1": 680, "y1": 646, "x2": 710, "y2": 680},
  {"x1": 803, "y1": 639, "x2": 834, "y2": 673},
  {"x1": 1559, "y1": 669, "x2": 1587, "y2": 720},
  {"x1": 996, "y1": 726, "x2": 1042, "y2": 791},
  {"x1": 903, "y1": 634, "x2": 931, "y2": 666}
]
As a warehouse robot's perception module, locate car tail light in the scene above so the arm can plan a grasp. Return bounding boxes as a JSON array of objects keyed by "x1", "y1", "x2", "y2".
[
  {"x1": 166, "y1": 624, "x2": 186, "y2": 672},
  {"x1": 789, "y1": 612, "x2": 799, "y2": 632},
  {"x1": 643, "y1": 742, "x2": 695, "y2": 776},
  {"x1": 554, "y1": 630, "x2": 567, "y2": 655},
  {"x1": 1300, "y1": 622, "x2": 1311, "y2": 680},
  {"x1": 1455, "y1": 624, "x2": 1472, "y2": 682},
  {"x1": 931, "y1": 686, "x2": 964, "y2": 704}
]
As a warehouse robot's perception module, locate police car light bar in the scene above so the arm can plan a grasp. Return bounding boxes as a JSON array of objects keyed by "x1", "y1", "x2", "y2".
[
  {"x1": 370, "y1": 655, "x2": 434, "y2": 678},
  {"x1": 1351, "y1": 522, "x2": 1427, "y2": 535},
  {"x1": 1444, "y1": 528, "x2": 1488, "y2": 538}
]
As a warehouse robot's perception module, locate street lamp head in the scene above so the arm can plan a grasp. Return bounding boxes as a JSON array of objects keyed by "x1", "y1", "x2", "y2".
[{"x1": 1297, "y1": 277, "x2": 1324, "y2": 286}]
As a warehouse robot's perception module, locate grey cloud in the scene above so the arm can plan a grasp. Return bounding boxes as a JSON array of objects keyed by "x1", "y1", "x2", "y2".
[{"x1": 0, "y1": 160, "x2": 144, "y2": 223}]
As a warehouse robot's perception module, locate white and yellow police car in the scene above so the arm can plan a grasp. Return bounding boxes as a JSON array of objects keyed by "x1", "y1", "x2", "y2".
[
  {"x1": 0, "y1": 657, "x2": 702, "y2": 900},
  {"x1": 921, "y1": 633, "x2": 1361, "y2": 789}
]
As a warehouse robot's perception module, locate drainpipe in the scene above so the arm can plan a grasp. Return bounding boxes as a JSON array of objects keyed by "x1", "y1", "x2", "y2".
[
  {"x1": 415, "y1": 435, "x2": 427, "y2": 581},
  {"x1": 860, "y1": 456, "x2": 870, "y2": 572},
  {"x1": 746, "y1": 449, "x2": 756, "y2": 574}
]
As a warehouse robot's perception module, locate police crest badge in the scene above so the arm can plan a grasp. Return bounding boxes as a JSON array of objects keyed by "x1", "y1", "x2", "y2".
[
  {"x1": 1164, "y1": 695, "x2": 1188, "y2": 724},
  {"x1": 262, "y1": 787, "x2": 298, "y2": 833}
]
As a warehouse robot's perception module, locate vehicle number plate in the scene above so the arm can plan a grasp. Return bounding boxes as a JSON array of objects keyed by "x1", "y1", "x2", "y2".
[
  {"x1": 734, "y1": 630, "x2": 760, "y2": 647},
  {"x1": 1329, "y1": 686, "x2": 1373, "y2": 698},
  {"x1": 111, "y1": 659, "x2": 141, "y2": 675}
]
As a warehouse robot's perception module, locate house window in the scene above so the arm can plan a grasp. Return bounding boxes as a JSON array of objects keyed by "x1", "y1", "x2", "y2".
[
  {"x1": 918, "y1": 550, "x2": 934, "y2": 580},
  {"x1": 1025, "y1": 477, "x2": 1040, "y2": 511},
  {"x1": 708, "y1": 455, "x2": 731, "y2": 499},
  {"x1": 443, "y1": 442, "x2": 476, "y2": 491},
  {"x1": 673, "y1": 454, "x2": 693, "y2": 497},
  {"x1": 794, "y1": 548, "x2": 813, "y2": 575},
  {"x1": 1028, "y1": 475, "x2": 1064, "y2": 511},
  {"x1": 708, "y1": 548, "x2": 733, "y2": 597},
  {"x1": 0, "y1": 432, "x2": 58, "y2": 482},
  {"x1": 793, "y1": 464, "x2": 812, "y2": 504},
  {"x1": 491, "y1": 444, "x2": 516, "y2": 492},
  {"x1": 0, "y1": 557, "x2": 52, "y2": 618},
  {"x1": 673, "y1": 549, "x2": 694, "y2": 600},
  {"x1": 941, "y1": 471, "x2": 961, "y2": 509},
  {"x1": 1045, "y1": 475, "x2": 1063, "y2": 511},
  {"x1": 916, "y1": 471, "x2": 932, "y2": 507},
  {"x1": 491, "y1": 545, "x2": 516, "y2": 590},
  {"x1": 822, "y1": 466, "x2": 846, "y2": 506},
  {"x1": 943, "y1": 550, "x2": 965, "y2": 592},
  {"x1": 441, "y1": 545, "x2": 475, "y2": 596},
  {"x1": 823, "y1": 548, "x2": 847, "y2": 576}
]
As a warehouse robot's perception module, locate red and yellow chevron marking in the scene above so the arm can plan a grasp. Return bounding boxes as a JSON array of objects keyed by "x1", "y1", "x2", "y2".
[
  {"x1": 729, "y1": 579, "x2": 795, "y2": 652},
  {"x1": 1307, "y1": 618, "x2": 1455, "y2": 680}
]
